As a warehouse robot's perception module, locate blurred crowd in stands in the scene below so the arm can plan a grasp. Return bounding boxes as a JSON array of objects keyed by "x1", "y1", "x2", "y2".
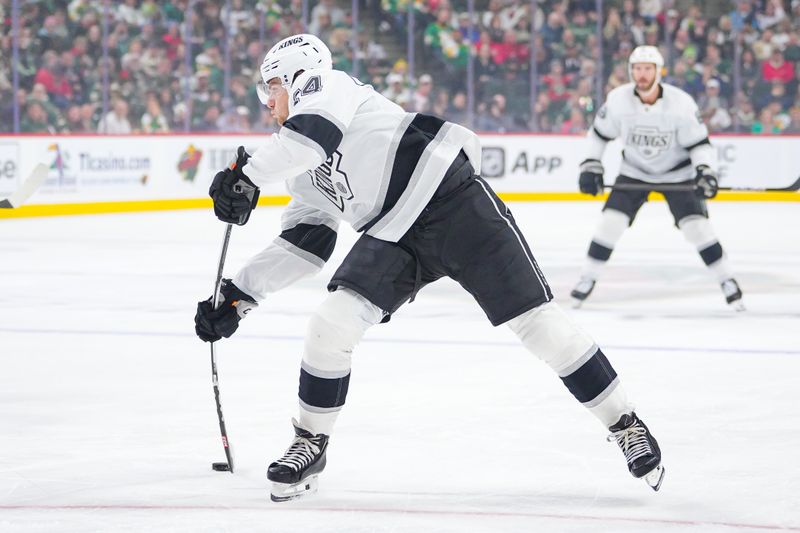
[{"x1": 2, "y1": 0, "x2": 800, "y2": 135}]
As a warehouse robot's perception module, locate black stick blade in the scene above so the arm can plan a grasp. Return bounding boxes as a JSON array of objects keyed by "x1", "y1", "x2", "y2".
[{"x1": 212, "y1": 462, "x2": 231, "y2": 472}]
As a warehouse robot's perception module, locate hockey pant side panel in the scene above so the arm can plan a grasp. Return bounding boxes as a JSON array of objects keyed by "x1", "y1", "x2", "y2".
[
  {"x1": 298, "y1": 288, "x2": 384, "y2": 435},
  {"x1": 506, "y1": 301, "x2": 633, "y2": 427}
]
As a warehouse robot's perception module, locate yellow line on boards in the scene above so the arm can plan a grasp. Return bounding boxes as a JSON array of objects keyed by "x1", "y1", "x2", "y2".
[
  {"x1": 498, "y1": 191, "x2": 800, "y2": 202},
  {"x1": 1, "y1": 191, "x2": 797, "y2": 218},
  {"x1": 0, "y1": 196, "x2": 292, "y2": 218}
]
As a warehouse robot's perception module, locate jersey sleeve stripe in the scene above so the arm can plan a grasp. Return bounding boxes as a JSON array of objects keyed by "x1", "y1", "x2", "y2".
[
  {"x1": 684, "y1": 137, "x2": 710, "y2": 151},
  {"x1": 272, "y1": 237, "x2": 327, "y2": 269},
  {"x1": 282, "y1": 113, "x2": 344, "y2": 158},
  {"x1": 296, "y1": 107, "x2": 347, "y2": 133},
  {"x1": 278, "y1": 222, "x2": 338, "y2": 262},
  {"x1": 668, "y1": 158, "x2": 692, "y2": 172},
  {"x1": 592, "y1": 126, "x2": 614, "y2": 142}
]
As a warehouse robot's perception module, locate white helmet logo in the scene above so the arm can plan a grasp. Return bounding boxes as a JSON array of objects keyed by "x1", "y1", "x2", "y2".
[
  {"x1": 278, "y1": 36, "x2": 304, "y2": 50},
  {"x1": 259, "y1": 33, "x2": 332, "y2": 91}
]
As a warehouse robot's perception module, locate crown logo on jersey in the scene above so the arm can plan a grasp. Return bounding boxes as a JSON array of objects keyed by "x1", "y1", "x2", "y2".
[
  {"x1": 308, "y1": 150, "x2": 352, "y2": 211},
  {"x1": 627, "y1": 126, "x2": 674, "y2": 159}
]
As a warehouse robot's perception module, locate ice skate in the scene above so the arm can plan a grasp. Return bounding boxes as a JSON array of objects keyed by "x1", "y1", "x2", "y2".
[
  {"x1": 608, "y1": 412, "x2": 665, "y2": 491},
  {"x1": 570, "y1": 277, "x2": 596, "y2": 308},
  {"x1": 721, "y1": 279, "x2": 745, "y2": 311},
  {"x1": 268, "y1": 418, "x2": 329, "y2": 502}
]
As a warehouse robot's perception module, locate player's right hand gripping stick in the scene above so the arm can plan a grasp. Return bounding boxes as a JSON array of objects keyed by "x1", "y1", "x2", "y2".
[
  {"x1": 195, "y1": 279, "x2": 258, "y2": 342},
  {"x1": 209, "y1": 146, "x2": 260, "y2": 225},
  {"x1": 579, "y1": 159, "x2": 605, "y2": 196}
]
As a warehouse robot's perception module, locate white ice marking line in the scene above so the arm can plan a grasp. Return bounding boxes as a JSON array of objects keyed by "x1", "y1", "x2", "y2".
[
  {"x1": 1, "y1": 327, "x2": 799, "y2": 356},
  {"x1": 0, "y1": 503, "x2": 796, "y2": 531}
]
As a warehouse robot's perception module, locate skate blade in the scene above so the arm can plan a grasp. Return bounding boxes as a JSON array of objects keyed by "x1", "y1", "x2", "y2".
[
  {"x1": 643, "y1": 465, "x2": 665, "y2": 492},
  {"x1": 571, "y1": 297, "x2": 585, "y2": 309},
  {"x1": 729, "y1": 300, "x2": 746, "y2": 312},
  {"x1": 270, "y1": 475, "x2": 319, "y2": 502}
]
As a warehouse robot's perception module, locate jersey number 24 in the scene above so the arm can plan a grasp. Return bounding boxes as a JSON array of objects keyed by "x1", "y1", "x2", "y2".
[{"x1": 293, "y1": 76, "x2": 322, "y2": 106}]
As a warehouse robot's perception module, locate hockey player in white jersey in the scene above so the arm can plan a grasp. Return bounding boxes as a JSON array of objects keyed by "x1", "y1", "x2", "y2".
[
  {"x1": 572, "y1": 45, "x2": 744, "y2": 310},
  {"x1": 194, "y1": 34, "x2": 665, "y2": 501}
]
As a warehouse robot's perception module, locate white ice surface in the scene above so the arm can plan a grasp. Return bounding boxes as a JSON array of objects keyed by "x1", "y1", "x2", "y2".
[{"x1": 1, "y1": 201, "x2": 798, "y2": 532}]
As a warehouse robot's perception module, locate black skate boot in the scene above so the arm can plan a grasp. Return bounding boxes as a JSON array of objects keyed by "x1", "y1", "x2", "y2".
[
  {"x1": 570, "y1": 277, "x2": 596, "y2": 308},
  {"x1": 608, "y1": 412, "x2": 665, "y2": 491},
  {"x1": 721, "y1": 278, "x2": 745, "y2": 311},
  {"x1": 268, "y1": 418, "x2": 329, "y2": 502}
]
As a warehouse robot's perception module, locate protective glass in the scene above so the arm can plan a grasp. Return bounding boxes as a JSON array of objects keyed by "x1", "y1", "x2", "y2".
[{"x1": 256, "y1": 81, "x2": 284, "y2": 105}]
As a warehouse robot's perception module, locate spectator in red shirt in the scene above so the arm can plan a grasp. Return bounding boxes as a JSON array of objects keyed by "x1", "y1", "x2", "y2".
[
  {"x1": 491, "y1": 30, "x2": 529, "y2": 65},
  {"x1": 33, "y1": 51, "x2": 73, "y2": 107},
  {"x1": 33, "y1": 51, "x2": 59, "y2": 93},
  {"x1": 161, "y1": 22, "x2": 182, "y2": 62},
  {"x1": 762, "y1": 48, "x2": 795, "y2": 83},
  {"x1": 542, "y1": 60, "x2": 574, "y2": 101}
]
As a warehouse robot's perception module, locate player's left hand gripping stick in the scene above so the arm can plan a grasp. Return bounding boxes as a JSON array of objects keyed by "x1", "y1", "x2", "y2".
[{"x1": 209, "y1": 146, "x2": 260, "y2": 225}]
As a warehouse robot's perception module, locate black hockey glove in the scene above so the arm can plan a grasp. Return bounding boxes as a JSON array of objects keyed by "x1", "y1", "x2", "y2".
[
  {"x1": 209, "y1": 146, "x2": 260, "y2": 225},
  {"x1": 195, "y1": 279, "x2": 258, "y2": 343},
  {"x1": 579, "y1": 159, "x2": 605, "y2": 196},
  {"x1": 694, "y1": 165, "x2": 719, "y2": 199}
]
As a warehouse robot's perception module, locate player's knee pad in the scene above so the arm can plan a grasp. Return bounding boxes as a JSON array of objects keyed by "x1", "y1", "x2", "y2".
[
  {"x1": 300, "y1": 289, "x2": 383, "y2": 418},
  {"x1": 678, "y1": 215, "x2": 724, "y2": 265},
  {"x1": 506, "y1": 301, "x2": 595, "y2": 373},
  {"x1": 594, "y1": 209, "x2": 630, "y2": 247},
  {"x1": 678, "y1": 215, "x2": 716, "y2": 249},
  {"x1": 588, "y1": 209, "x2": 630, "y2": 262},
  {"x1": 303, "y1": 288, "x2": 383, "y2": 372},
  {"x1": 507, "y1": 302, "x2": 621, "y2": 411}
]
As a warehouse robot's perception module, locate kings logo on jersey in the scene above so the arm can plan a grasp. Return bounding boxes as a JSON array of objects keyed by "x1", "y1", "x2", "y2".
[
  {"x1": 308, "y1": 150, "x2": 353, "y2": 211},
  {"x1": 627, "y1": 126, "x2": 674, "y2": 159}
]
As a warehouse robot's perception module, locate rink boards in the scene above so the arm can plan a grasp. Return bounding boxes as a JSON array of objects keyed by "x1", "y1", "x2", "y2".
[{"x1": 1, "y1": 133, "x2": 798, "y2": 217}]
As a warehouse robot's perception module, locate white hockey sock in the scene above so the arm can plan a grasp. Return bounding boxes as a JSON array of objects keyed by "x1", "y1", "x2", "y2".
[
  {"x1": 581, "y1": 209, "x2": 630, "y2": 280},
  {"x1": 580, "y1": 257, "x2": 607, "y2": 281},
  {"x1": 678, "y1": 215, "x2": 734, "y2": 283},
  {"x1": 297, "y1": 289, "x2": 384, "y2": 436},
  {"x1": 708, "y1": 259, "x2": 734, "y2": 283},
  {"x1": 298, "y1": 405, "x2": 342, "y2": 437},
  {"x1": 506, "y1": 302, "x2": 633, "y2": 428},
  {"x1": 587, "y1": 386, "x2": 634, "y2": 428}
]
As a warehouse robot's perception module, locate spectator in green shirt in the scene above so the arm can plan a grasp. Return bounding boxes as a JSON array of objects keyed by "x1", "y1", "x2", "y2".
[
  {"x1": 424, "y1": 7, "x2": 453, "y2": 52},
  {"x1": 21, "y1": 101, "x2": 53, "y2": 133}
]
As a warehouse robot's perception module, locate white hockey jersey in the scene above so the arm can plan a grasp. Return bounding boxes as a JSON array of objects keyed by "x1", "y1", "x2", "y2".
[
  {"x1": 232, "y1": 69, "x2": 482, "y2": 301},
  {"x1": 585, "y1": 83, "x2": 716, "y2": 183}
]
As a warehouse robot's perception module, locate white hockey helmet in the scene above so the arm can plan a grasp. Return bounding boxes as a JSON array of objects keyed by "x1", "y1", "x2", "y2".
[
  {"x1": 628, "y1": 45, "x2": 664, "y2": 83},
  {"x1": 257, "y1": 33, "x2": 332, "y2": 102}
]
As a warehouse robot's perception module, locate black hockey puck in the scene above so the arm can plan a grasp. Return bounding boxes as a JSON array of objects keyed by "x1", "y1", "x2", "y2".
[{"x1": 212, "y1": 462, "x2": 231, "y2": 472}]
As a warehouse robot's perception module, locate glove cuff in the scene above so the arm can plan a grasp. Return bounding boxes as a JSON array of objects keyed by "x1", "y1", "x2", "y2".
[
  {"x1": 695, "y1": 164, "x2": 715, "y2": 177},
  {"x1": 580, "y1": 159, "x2": 604, "y2": 174},
  {"x1": 220, "y1": 278, "x2": 257, "y2": 303},
  {"x1": 219, "y1": 279, "x2": 258, "y2": 320}
]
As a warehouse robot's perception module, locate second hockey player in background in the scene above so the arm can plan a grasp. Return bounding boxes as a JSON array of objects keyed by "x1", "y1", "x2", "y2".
[{"x1": 572, "y1": 45, "x2": 745, "y2": 311}]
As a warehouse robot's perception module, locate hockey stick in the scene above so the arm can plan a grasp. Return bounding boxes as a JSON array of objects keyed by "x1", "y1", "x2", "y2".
[
  {"x1": 604, "y1": 175, "x2": 800, "y2": 193},
  {"x1": 209, "y1": 223, "x2": 235, "y2": 473},
  {"x1": 0, "y1": 163, "x2": 48, "y2": 208}
]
